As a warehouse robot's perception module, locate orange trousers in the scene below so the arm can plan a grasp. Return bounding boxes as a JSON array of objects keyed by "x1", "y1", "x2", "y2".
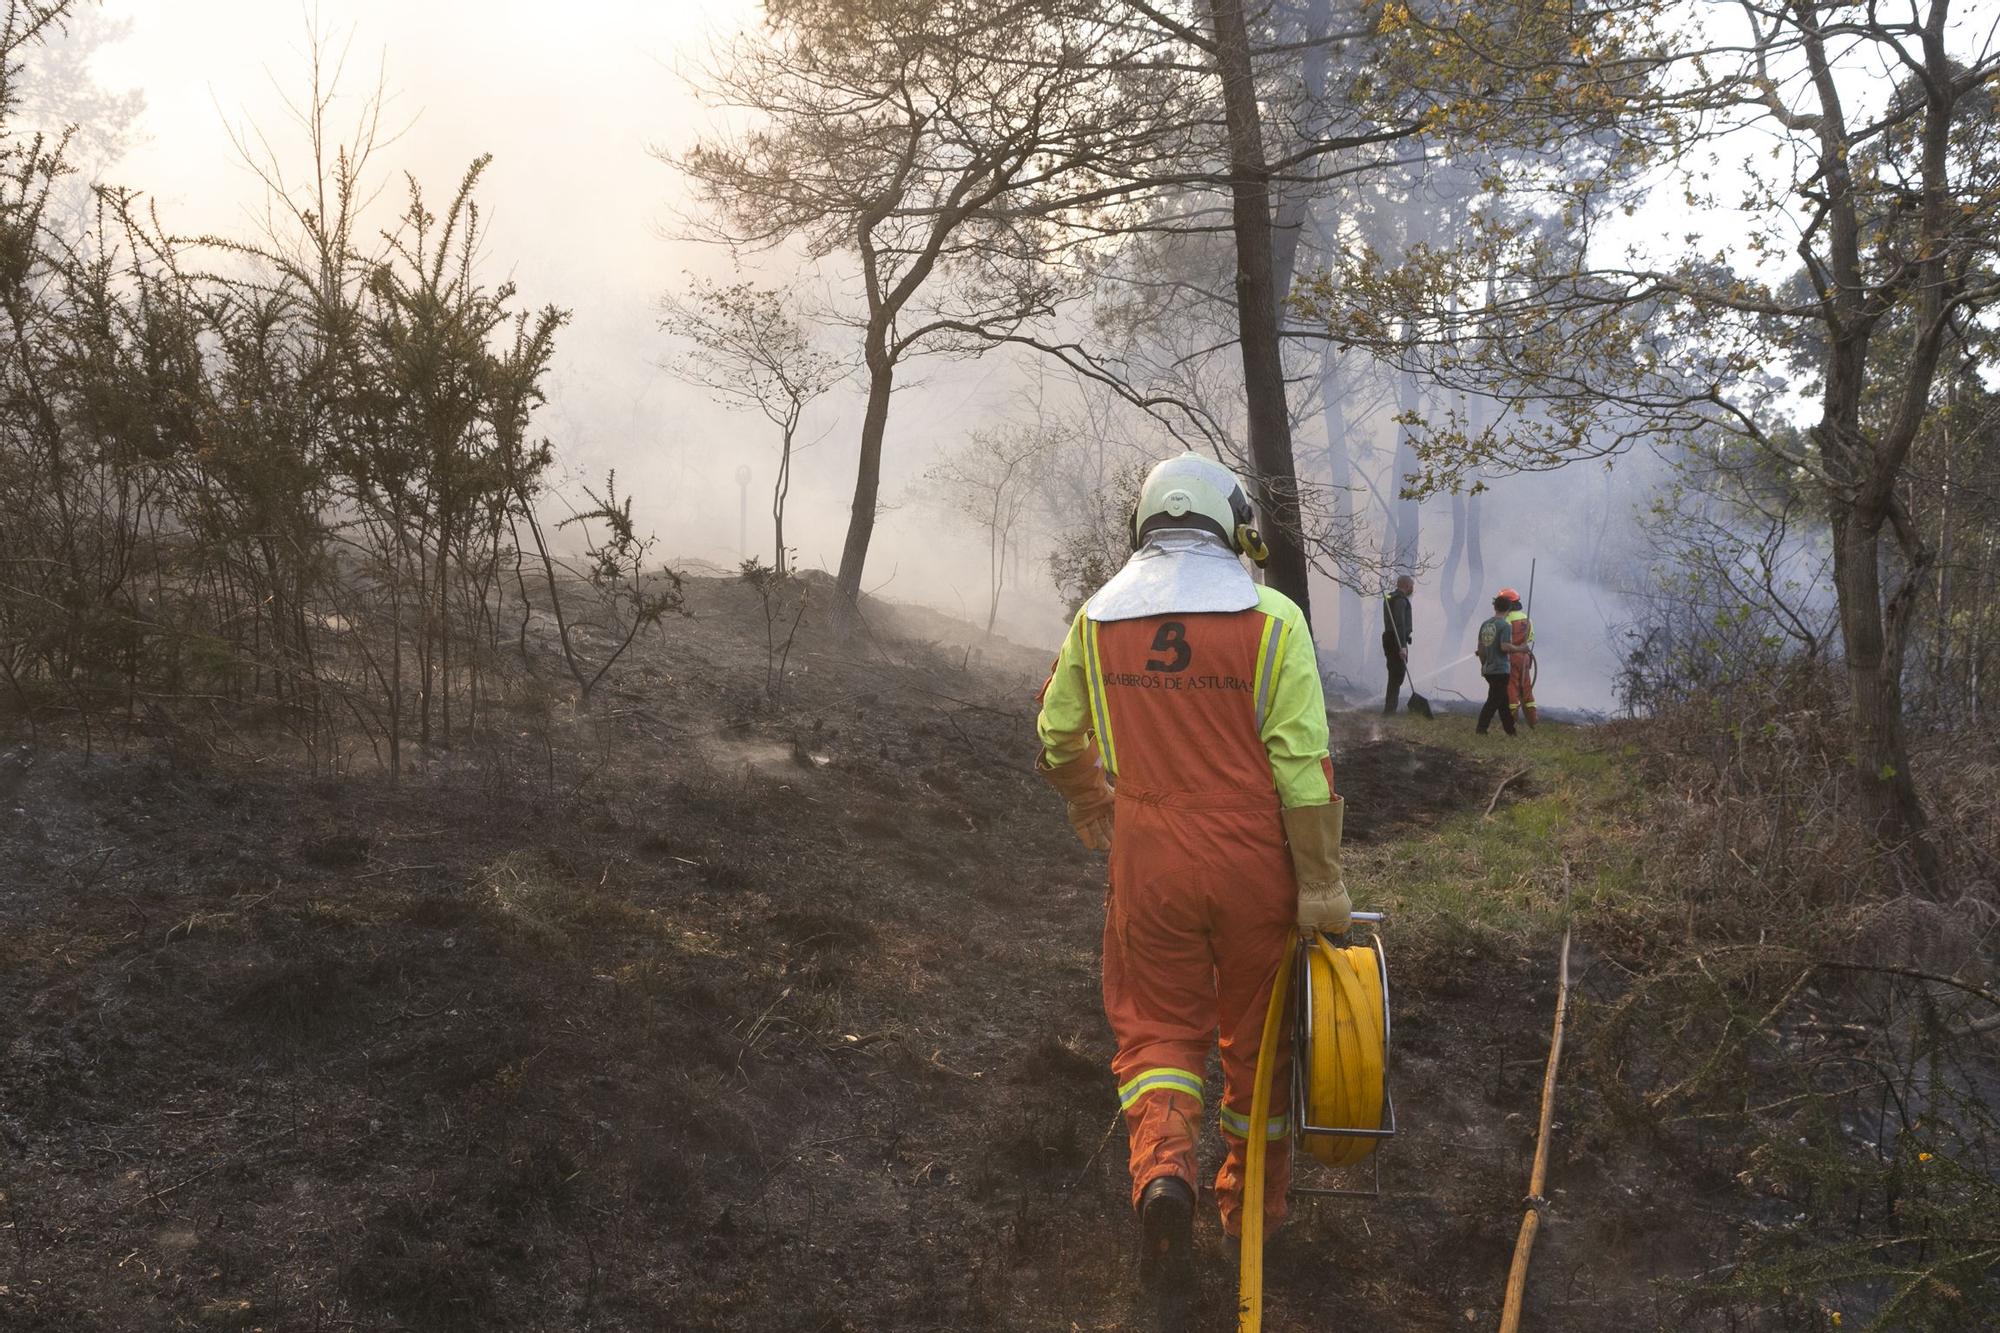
[
  {"x1": 1104, "y1": 783, "x2": 1295, "y2": 1236},
  {"x1": 1509, "y1": 653, "x2": 1537, "y2": 725}
]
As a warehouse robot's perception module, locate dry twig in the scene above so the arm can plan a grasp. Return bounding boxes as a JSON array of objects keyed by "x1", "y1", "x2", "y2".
[{"x1": 1484, "y1": 766, "x2": 1532, "y2": 819}]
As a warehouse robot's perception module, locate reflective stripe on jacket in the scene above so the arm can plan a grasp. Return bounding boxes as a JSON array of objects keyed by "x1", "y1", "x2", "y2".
[{"x1": 1036, "y1": 584, "x2": 1333, "y2": 809}]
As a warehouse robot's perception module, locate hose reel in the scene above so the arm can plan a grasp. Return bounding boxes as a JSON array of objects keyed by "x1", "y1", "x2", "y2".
[
  {"x1": 1293, "y1": 915, "x2": 1395, "y2": 1187},
  {"x1": 1239, "y1": 914, "x2": 1396, "y2": 1331}
]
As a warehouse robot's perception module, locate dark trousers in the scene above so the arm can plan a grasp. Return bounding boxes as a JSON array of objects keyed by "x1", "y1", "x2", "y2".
[
  {"x1": 1477, "y1": 674, "x2": 1516, "y2": 735},
  {"x1": 1382, "y1": 634, "x2": 1407, "y2": 714}
]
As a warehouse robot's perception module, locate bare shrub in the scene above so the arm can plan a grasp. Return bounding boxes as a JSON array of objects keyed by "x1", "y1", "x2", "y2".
[{"x1": 1587, "y1": 663, "x2": 2000, "y2": 1326}]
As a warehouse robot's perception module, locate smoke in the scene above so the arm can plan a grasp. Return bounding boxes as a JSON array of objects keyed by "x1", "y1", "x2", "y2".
[
  {"x1": 59, "y1": 2, "x2": 1678, "y2": 712},
  {"x1": 1306, "y1": 456, "x2": 1660, "y2": 716}
]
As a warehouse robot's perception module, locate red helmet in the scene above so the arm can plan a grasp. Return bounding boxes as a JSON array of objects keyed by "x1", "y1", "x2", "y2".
[{"x1": 1497, "y1": 587, "x2": 1521, "y2": 602}]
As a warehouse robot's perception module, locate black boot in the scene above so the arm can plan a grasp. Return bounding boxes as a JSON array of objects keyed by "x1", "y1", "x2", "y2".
[{"x1": 1138, "y1": 1176, "x2": 1194, "y2": 1332}]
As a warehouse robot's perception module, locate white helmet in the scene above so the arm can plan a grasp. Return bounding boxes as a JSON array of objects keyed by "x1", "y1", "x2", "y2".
[{"x1": 1131, "y1": 453, "x2": 1269, "y2": 566}]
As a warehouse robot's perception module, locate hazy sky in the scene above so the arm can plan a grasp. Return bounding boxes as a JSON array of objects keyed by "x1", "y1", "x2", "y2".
[
  {"x1": 82, "y1": 5, "x2": 869, "y2": 558},
  {"x1": 71, "y1": 0, "x2": 1072, "y2": 637}
]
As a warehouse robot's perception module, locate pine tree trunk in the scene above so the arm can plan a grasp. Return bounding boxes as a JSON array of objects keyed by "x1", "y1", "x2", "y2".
[
  {"x1": 773, "y1": 433, "x2": 791, "y2": 577},
  {"x1": 833, "y1": 348, "x2": 894, "y2": 622},
  {"x1": 1206, "y1": 0, "x2": 1312, "y2": 625},
  {"x1": 1830, "y1": 507, "x2": 1940, "y2": 886},
  {"x1": 1319, "y1": 351, "x2": 1363, "y2": 671}
]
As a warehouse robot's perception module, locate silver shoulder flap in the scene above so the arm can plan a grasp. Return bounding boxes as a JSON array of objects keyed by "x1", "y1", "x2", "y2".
[{"x1": 1084, "y1": 533, "x2": 1259, "y2": 623}]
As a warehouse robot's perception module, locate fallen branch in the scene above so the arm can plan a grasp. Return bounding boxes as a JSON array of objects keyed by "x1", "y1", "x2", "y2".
[
  {"x1": 911, "y1": 1044, "x2": 982, "y2": 1081},
  {"x1": 1484, "y1": 766, "x2": 1532, "y2": 819},
  {"x1": 1499, "y1": 867, "x2": 1573, "y2": 1333},
  {"x1": 1812, "y1": 958, "x2": 2000, "y2": 1013},
  {"x1": 1068, "y1": 1109, "x2": 1124, "y2": 1191}
]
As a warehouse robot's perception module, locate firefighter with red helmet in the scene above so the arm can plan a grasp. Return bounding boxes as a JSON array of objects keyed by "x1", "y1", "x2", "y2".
[{"x1": 1499, "y1": 587, "x2": 1537, "y2": 727}]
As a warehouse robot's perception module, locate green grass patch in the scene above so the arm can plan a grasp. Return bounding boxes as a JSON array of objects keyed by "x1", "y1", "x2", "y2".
[{"x1": 1351, "y1": 715, "x2": 1650, "y2": 942}]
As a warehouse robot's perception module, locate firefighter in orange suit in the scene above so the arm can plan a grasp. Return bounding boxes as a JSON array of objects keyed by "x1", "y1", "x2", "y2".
[
  {"x1": 1033, "y1": 454, "x2": 1351, "y2": 1306},
  {"x1": 1500, "y1": 587, "x2": 1537, "y2": 728}
]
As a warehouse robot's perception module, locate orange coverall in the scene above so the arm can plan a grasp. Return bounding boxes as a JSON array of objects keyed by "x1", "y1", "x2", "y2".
[
  {"x1": 1506, "y1": 609, "x2": 1537, "y2": 726},
  {"x1": 1037, "y1": 586, "x2": 1333, "y2": 1235}
]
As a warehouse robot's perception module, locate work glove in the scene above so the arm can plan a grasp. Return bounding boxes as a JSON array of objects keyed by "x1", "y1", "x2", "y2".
[
  {"x1": 1036, "y1": 742, "x2": 1115, "y2": 851},
  {"x1": 1283, "y1": 797, "x2": 1352, "y2": 937}
]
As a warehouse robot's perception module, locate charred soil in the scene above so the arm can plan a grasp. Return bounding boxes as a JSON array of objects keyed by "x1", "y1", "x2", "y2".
[{"x1": 2, "y1": 576, "x2": 1742, "y2": 1331}]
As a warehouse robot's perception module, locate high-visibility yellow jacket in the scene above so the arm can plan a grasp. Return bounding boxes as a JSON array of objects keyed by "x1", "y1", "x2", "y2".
[
  {"x1": 1505, "y1": 609, "x2": 1534, "y2": 651},
  {"x1": 1036, "y1": 584, "x2": 1333, "y2": 810}
]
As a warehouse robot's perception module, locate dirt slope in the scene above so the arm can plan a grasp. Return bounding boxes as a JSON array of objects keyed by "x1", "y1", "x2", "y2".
[{"x1": 0, "y1": 577, "x2": 1733, "y2": 1331}]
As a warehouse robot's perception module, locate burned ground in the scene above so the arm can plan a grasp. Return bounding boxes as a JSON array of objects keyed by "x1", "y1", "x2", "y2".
[{"x1": 3, "y1": 577, "x2": 1736, "y2": 1331}]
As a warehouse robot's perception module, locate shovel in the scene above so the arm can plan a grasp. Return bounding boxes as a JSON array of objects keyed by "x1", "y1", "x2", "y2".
[{"x1": 1396, "y1": 646, "x2": 1433, "y2": 719}]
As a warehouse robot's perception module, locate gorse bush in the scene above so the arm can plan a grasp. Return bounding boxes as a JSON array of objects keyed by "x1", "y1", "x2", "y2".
[{"x1": 0, "y1": 5, "x2": 656, "y2": 772}]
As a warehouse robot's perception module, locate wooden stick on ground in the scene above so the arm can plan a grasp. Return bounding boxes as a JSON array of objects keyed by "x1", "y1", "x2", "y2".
[
  {"x1": 1484, "y1": 766, "x2": 1532, "y2": 819},
  {"x1": 1498, "y1": 875, "x2": 1573, "y2": 1333}
]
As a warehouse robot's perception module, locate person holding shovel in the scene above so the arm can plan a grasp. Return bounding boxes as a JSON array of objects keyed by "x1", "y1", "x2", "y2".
[{"x1": 1381, "y1": 575, "x2": 1414, "y2": 714}]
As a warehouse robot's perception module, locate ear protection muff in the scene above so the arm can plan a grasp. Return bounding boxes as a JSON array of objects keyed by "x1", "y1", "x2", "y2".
[
  {"x1": 1237, "y1": 523, "x2": 1270, "y2": 567},
  {"x1": 1226, "y1": 483, "x2": 1269, "y2": 567}
]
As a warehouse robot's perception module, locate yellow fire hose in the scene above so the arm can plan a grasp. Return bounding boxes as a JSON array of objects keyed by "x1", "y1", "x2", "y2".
[
  {"x1": 1237, "y1": 934, "x2": 1295, "y2": 1333},
  {"x1": 1239, "y1": 927, "x2": 1391, "y2": 1333}
]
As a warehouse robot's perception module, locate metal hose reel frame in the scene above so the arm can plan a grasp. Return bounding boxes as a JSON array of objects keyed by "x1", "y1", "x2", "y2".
[{"x1": 1290, "y1": 917, "x2": 1396, "y2": 1197}]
